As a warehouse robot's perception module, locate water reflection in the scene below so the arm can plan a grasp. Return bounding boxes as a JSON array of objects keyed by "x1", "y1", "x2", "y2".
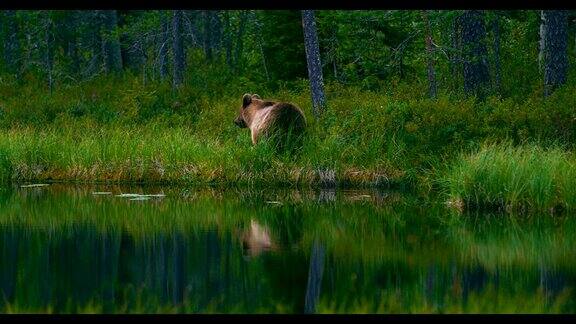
[
  {"x1": 242, "y1": 220, "x2": 275, "y2": 258},
  {"x1": 304, "y1": 240, "x2": 325, "y2": 314},
  {"x1": 0, "y1": 185, "x2": 574, "y2": 313}
]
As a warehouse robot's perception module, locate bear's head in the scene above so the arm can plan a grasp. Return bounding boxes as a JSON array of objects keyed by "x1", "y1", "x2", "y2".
[{"x1": 234, "y1": 93, "x2": 262, "y2": 128}]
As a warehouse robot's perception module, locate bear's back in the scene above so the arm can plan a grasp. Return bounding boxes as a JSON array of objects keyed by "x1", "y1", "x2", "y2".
[{"x1": 267, "y1": 102, "x2": 306, "y2": 131}]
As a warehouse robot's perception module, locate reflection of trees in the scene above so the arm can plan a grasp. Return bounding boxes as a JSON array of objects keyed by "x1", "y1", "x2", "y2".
[
  {"x1": 539, "y1": 261, "x2": 566, "y2": 306},
  {"x1": 101, "y1": 232, "x2": 122, "y2": 313},
  {"x1": 1, "y1": 186, "x2": 576, "y2": 313},
  {"x1": 304, "y1": 240, "x2": 325, "y2": 314}
]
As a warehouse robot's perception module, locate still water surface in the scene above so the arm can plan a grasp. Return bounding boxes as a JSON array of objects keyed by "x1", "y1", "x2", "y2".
[{"x1": 0, "y1": 184, "x2": 575, "y2": 313}]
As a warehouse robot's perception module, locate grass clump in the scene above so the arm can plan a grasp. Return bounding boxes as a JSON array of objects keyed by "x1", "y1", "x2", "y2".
[{"x1": 441, "y1": 143, "x2": 576, "y2": 212}]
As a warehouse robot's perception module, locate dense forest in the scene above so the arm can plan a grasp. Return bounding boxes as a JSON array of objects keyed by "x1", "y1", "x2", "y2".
[
  {"x1": 1, "y1": 10, "x2": 576, "y2": 211},
  {"x1": 1, "y1": 10, "x2": 574, "y2": 100}
]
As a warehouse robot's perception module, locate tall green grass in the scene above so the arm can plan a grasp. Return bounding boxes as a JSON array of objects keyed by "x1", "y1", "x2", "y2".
[
  {"x1": 0, "y1": 123, "x2": 402, "y2": 187},
  {"x1": 441, "y1": 144, "x2": 576, "y2": 212},
  {"x1": 2, "y1": 73, "x2": 576, "y2": 190}
]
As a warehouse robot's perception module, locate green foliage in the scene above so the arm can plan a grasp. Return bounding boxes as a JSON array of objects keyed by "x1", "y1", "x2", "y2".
[{"x1": 259, "y1": 10, "x2": 308, "y2": 83}]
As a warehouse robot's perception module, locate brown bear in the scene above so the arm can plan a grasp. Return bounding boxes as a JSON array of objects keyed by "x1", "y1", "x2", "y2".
[{"x1": 233, "y1": 93, "x2": 306, "y2": 150}]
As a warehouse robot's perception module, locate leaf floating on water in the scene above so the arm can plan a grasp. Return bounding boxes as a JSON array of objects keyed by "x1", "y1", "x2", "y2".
[
  {"x1": 92, "y1": 192, "x2": 112, "y2": 195},
  {"x1": 130, "y1": 197, "x2": 151, "y2": 201},
  {"x1": 116, "y1": 193, "x2": 143, "y2": 198},
  {"x1": 20, "y1": 184, "x2": 50, "y2": 188},
  {"x1": 116, "y1": 193, "x2": 165, "y2": 198}
]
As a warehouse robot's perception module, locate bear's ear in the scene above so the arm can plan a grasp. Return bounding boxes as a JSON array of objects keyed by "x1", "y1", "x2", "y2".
[
  {"x1": 252, "y1": 94, "x2": 261, "y2": 99},
  {"x1": 242, "y1": 93, "x2": 252, "y2": 108}
]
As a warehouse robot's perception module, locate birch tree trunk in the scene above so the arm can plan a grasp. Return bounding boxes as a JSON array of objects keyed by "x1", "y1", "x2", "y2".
[
  {"x1": 542, "y1": 10, "x2": 568, "y2": 97},
  {"x1": 422, "y1": 10, "x2": 437, "y2": 99},
  {"x1": 539, "y1": 12, "x2": 546, "y2": 73},
  {"x1": 302, "y1": 10, "x2": 327, "y2": 118},
  {"x1": 172, "y1": 10, "x2": 185, "y2": 88}
]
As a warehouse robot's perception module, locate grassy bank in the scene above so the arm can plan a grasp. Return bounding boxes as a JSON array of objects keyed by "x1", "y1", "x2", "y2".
[
  {"x1": 1, "y1": 74, "x2": 576, "y2": 197},
  {"x1": 0, "y1": 123, "x2": 403, "y2": 188},
  {"x1": 441, "y1": 144, "x2": 576, "y2": 212}
]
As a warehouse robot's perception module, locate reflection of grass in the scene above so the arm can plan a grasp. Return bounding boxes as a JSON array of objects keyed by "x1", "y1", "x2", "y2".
[
  {"x1": 444, "y1": 212, "x2": 576, "y2": 272},
  {"x1": 318, "y1": 284, "x2": 572, "y2": 314},
  {"x1": 442, "y1": 144, "x2": 576, "y2": 212},
  {"x1": 1, "y1": 186, "x2": 575, "y2": 272},
  {"x1": 1, "y1": 186, "x2": 575, "y2": 266}
]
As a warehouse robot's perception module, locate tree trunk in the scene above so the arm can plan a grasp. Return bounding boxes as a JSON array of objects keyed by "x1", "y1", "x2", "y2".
[
  {"x1": 138, "y1": 36, "x2": 148, "y2": 85},
  {"x1": 302, "y1": 10, "x2": 327, "y2": 118},
  {"x1": 304, "y1": 240, "x2": 325, "y2": 314},
  {"x1": 253, "y1": 11, "x2": 270, "y2": 82},
  {"x1": 461, "y1": 10, "x2": 490, "y2": 98},
  {"x1": 172, "y1": 10, "x2": 185, "y2": 88},
  {"x1": 102, "y1": 10, "x2": 123, "y2": 73},
  {"x1": 539, "y1": 12, "x2": 546, "y2": 73},
  {"x1": 68, "y1": 40, "x2": 80, "y2": 74},
  {"x1": 159, "y1": 11, "x2": 170, "y2": 80},
  {"x1": 211, "y1": 11, "x2": 222, "y2": 60},
  {"x1": 83, "y1": 11, "x2": 104, "y2": 78},
  {"x1": 44, "y1": 13, "x2": 54, "y2": 92},
  {"x1": 542, "y1": 10, "x2": 569, "y2": 97},
  {"x1": 233, "y1": 10, "x2": 249, "y2": 72},
  {"x1": 422, "y1": 10, "x2": 437, "y2": 99},
  {"x1": 450, "y1": 13, "x2": 462, "y2": 90},
  {"x1": 203, "y1": 10, "x2": 213, "y2": 62},
  {"x1": 186, "y1": 10, "x2": 202, "y2": 48},
  {"x1": 223, "y1": 11, "x2": 233, "y2": 68},
  {"x1": 3, "y1": 10, "x2": 21, "y2": 75},
  {"x1": 62, "y1": 11, "x2": 81, "y2": 76},
  {"x1": 492, "y1": 14, "x2": 501, "y2": 95}
]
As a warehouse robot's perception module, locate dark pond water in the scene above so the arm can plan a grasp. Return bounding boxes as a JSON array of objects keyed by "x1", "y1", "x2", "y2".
[{"x1": 0, "y1": 184, "x2": 575, "y2": 313}]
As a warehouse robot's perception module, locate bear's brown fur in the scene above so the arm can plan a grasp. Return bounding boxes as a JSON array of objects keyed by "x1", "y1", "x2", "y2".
[{"x1": 233, "y1": 93, "x2": 306, "y2": 148}]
